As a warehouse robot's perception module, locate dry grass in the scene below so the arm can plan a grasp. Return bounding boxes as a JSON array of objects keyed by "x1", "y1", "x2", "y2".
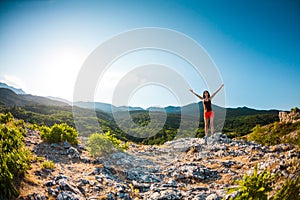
[
  {"x1": 221, "y1": 155, "x2": 249, "y2": 163},
  {"x1": 206, "y1": 162, "x2": 222, "y2": 169},
  {"x1": 18, "y1": 172, "x2": 45, "y2": 198},
  {"x1": 231, "y1": 163, "x2": 243, "y2": 170},
  {"x1": 99, "y1": 195, "x2": 108, "y2": 200},
  {"x1": 218, "y1": 173, "x2": 235, "y2": 185}
]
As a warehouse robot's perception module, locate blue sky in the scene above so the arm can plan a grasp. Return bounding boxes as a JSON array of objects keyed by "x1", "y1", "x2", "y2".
[{"x1": 0, "y1": 0, "x2": 299, "y2": 110}]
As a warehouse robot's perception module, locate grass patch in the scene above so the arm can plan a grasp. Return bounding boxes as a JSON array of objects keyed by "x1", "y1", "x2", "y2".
[{"x1": 41, "y1": 160, "x2": 56, "y2": 170}]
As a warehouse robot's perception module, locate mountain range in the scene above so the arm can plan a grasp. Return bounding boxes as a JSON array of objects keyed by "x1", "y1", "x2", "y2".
[
  {"x1": 0, "y1": 88, "x2": 68, "y2": 107},
  {"x1": 0, "y1": 82, "x2": 25, "y2": 94},
  {"x1": 0, "y1": 82, "x2": 280, "y2": 115}
]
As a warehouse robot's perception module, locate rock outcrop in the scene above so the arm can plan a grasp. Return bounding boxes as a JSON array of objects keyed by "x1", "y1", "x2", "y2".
[
  {"x1": 19, "y1": 131, "x2": 299, "y2": 200},
  {"x1": 279, "y1": 108, "x2": 300, "y2": 123}
]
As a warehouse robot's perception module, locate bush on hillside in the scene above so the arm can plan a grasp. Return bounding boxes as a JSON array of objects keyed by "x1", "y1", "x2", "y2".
[
  {"x1": 87, "y1": 131, "x2": 128, "y2": 157},
  {"x1": 104, "y1": 131, "x2": 128, "y2": 150},
  {"x1": 40, "y1": 123, "x2": 78, "y2": 144},
  {"x1": 0, "y1": 112, "x2": 14, "y2": 124},
  {"x1": 247, "y1": 121, "x2": 300, "y2": 147},
  {"x1": 87, "y1": 133, "x2": 115, "y2": 157},
  {"x1": 0, "y1": 113, "x2": 31, "y2": 199}
]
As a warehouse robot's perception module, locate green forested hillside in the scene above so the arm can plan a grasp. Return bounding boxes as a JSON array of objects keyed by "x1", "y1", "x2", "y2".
[
  {"x1": 247, "y1": 110, "x2": 300, "y2": 147},
  {"x1": 0, "y1": 88, "x2": 29, "y2": 106},
  {"x1": 224, "y1": 113, "x2": 279, "y2": 138},
  {"x1": 0, "y1": 87, "x2": 280, "y2": 144},
  {"x1": 0, "y1": 104, "x2": 278, "y2": 145}
]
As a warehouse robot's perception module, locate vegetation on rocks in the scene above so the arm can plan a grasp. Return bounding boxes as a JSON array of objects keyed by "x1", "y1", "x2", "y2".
[
  {"x1": 247, "y1": 121, "x2": 300, "y2": 147},
  {"x1": 271, "y1": 175, "x2": 300, "y2": 200},
  {"x1": 227, "y1": 164, "x2": 278, "y2": 200},
  {"x1": 228, "y1": 162, "x2": 300, "y2": 200},
  {"x1": 41, "y1": 160, "x2": 56, "y2": 170},
  {"x1": 40, "y1": 123, "x2": 79, "y2": 145},
  {"x1": 87, "y1": 131, "x2": 128, "y2": 157},
  {"x1": 0, "y1": 113, "x2": 31, "y2": 199}
]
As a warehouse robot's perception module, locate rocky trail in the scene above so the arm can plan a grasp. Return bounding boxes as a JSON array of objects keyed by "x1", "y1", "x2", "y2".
[{"x1": 18, "y1": 130, "x2": 299, "y2": 200}]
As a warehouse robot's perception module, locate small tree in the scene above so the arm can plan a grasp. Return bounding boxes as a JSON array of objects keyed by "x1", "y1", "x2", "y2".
[
  {"x1": 87, "y1": 131, "x2": 128, "y2": 157},
  {"x1": 87, "y1": 133, "x2": 115, "y2": 157}
]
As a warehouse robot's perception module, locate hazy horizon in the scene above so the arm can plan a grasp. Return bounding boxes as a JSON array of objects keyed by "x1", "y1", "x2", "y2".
[{"x1": 1, "y1": 80, "x2": 291, "y2": 111}]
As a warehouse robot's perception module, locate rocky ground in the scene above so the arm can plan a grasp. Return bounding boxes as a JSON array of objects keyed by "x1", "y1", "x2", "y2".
[{"x1": 17, "y1": 130, "x2": 299, "y2": 200}]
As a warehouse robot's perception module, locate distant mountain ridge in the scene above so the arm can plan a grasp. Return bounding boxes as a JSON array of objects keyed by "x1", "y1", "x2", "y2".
[
  {"x1": 47, "y1": 96, "x2": 71, "y2": 105},
  {"x1": 0, "y1": 88, "x2": 67, "y2": 107},
  {"x1": 0, "y1": 82, "x2": 280, "y2": 119},
  {"x1": 73, "y1": 102, "x2": 146, "y2": 113},
  {"x1": 0, "y1": 82, "x2": 25, "y2": 94},
  {"x1": 0, "y1": 88, "x2": 29, "y2": 106}
]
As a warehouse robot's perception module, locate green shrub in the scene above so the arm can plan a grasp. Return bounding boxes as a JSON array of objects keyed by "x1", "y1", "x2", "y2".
[
  {"x1": 271, "y1": 175, "x2": 300, "y2": 200},
  {"x1": 0, "y1": 114, "x2": 31, "y2": 199},
  {"x1": 227, "y1": 164, "x2": 278, "y2": 200},
  {"x1": 248, "y1": 125, "x2": 268, "y2": 145},
  {"x1": 41, "y1": 160, "x2": 56, "y2": 170},
  {"x1": 105, "y1": 131, "x2": 128, "y2": 150},
  {"x1": 0, "y1": 112, "x2": 14, "y2": 124},
  {"x1": 35, "y1": 156, "x2": 44, "y2": 162},
  {"x1": 40, "y1": 123, "x2": 78, "y2": 144},
  {"x1": 27, "y1": 123, "x2": 40, "y2": 131},
  {"x1": 87, "y1": 133, "x2": 115, "y2": 157},
  {"x1": 39, "y1": 125, "x2": 50, "y2": 135},
  {"x1": 87, "y1": 131, "x2": 128, "y2": 157}
]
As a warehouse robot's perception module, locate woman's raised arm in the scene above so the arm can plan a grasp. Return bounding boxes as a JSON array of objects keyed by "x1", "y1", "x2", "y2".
[
  {"x1": 189, "y1": 89, "x2": 204, "y2": 100},
  {"x1": 210, "y1": 84, "x2": 224, "y2": 99}
]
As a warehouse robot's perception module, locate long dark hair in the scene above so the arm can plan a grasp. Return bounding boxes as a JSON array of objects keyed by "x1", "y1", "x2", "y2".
[{"x1": 203, "y1": 90, "x2": 210, "y2": 98}]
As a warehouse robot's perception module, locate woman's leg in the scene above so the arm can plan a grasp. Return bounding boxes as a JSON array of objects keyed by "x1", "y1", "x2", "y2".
[
  {"x1": 204, "y1": 117, "x2": 209, "y2": 136},
  {"x1": 210, "y1": 115, "x2": 214, "y2": 134}
]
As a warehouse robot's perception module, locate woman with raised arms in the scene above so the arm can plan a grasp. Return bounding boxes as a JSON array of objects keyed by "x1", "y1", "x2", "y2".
[{"x1": 189, "y1": 84, "x2": 224, "y2": 136}]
